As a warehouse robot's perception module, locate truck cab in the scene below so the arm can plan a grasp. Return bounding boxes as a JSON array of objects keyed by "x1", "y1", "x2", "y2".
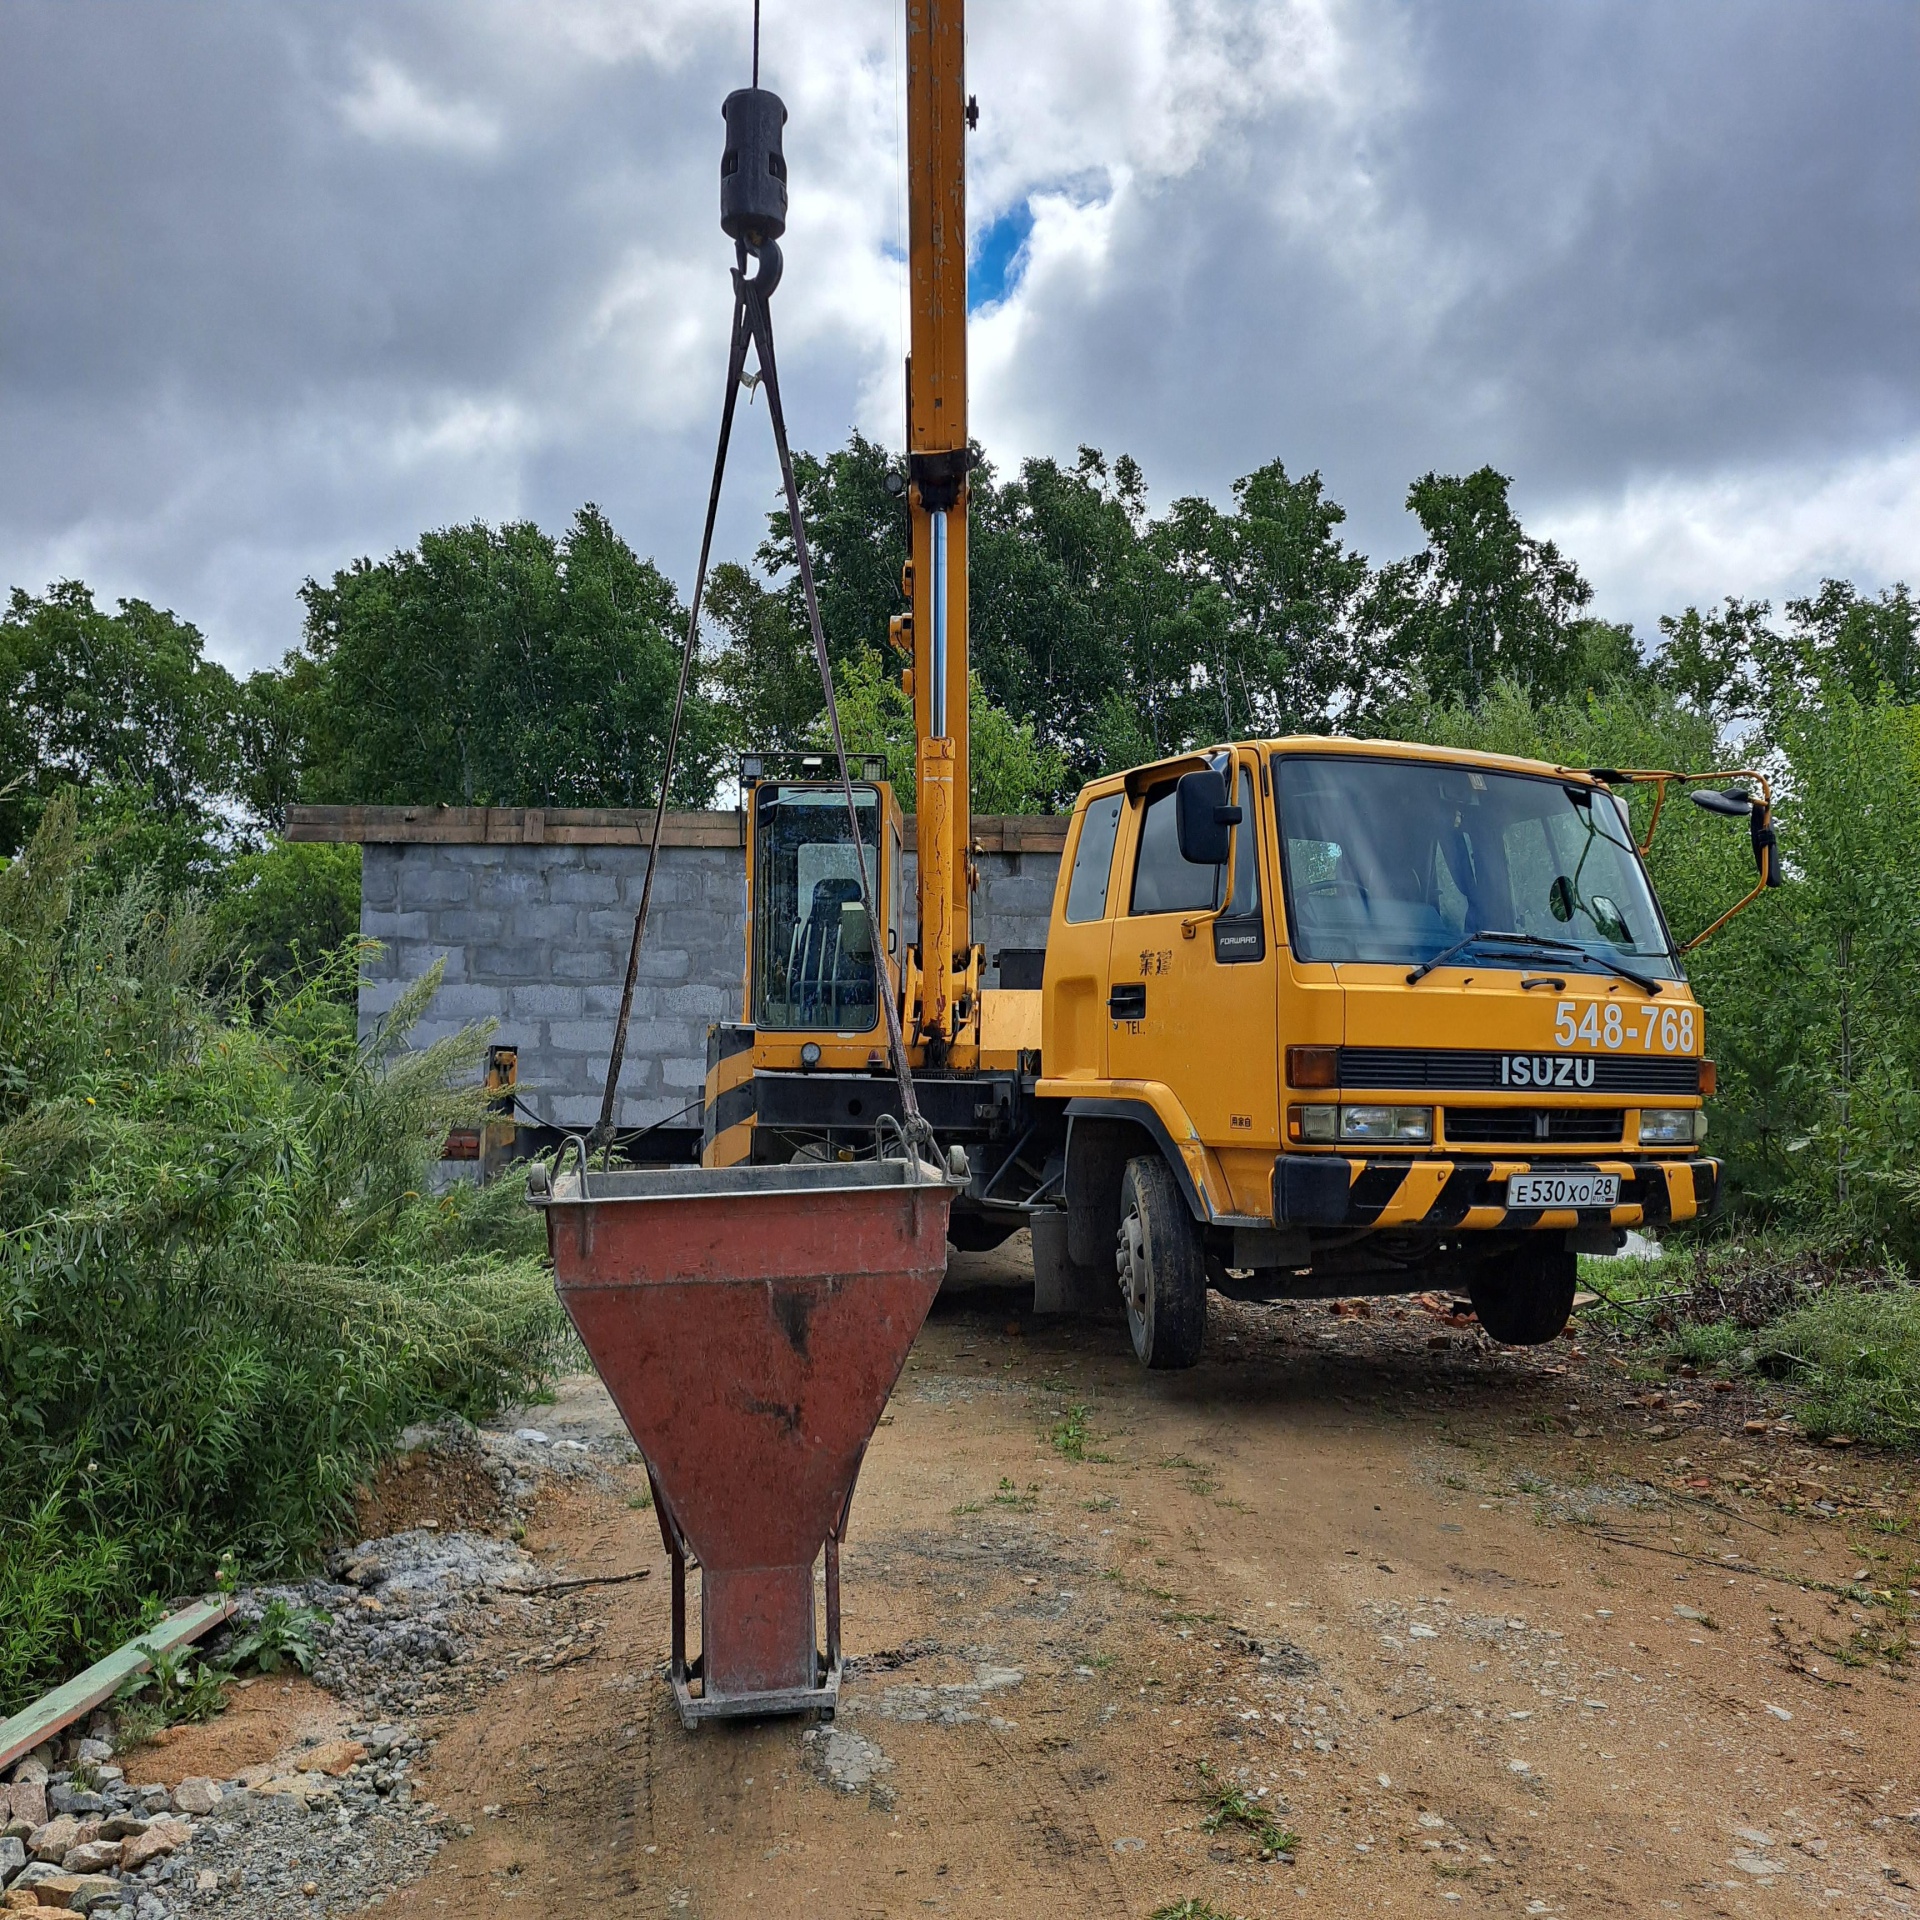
[{"x1": 1038, "y1": 737, "x2": 1718, "y2": 1365}]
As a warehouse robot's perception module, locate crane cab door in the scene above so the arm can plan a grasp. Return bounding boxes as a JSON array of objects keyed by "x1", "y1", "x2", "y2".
[{"x1": 1105, "y1": 755, "x2": 1279, "y2": 1179}]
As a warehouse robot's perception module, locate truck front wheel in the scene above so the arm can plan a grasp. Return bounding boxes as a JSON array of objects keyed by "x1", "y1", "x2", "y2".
[
  {"x1": 1468, "y1": 1242, "x2": 1577, "y2": 1345},
  {"x1": 1116, "y1": 1155, "x2": 1207, "y2": 1370}
]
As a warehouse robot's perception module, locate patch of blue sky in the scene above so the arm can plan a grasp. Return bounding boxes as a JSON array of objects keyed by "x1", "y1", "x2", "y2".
[{"x1": 968, "y1": 199, "x2": 1034, "y2": 312}]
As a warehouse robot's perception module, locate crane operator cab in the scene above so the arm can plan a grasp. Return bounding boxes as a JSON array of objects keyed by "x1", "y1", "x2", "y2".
[
  {"x1": 751, "y1": 782, "x2": 891, "y2": 1034},
  {"x1": 704, "y1": 766, "x2": 913, "y2": 1170}
]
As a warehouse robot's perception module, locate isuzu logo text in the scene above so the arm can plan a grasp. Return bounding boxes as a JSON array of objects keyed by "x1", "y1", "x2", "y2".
[{"x1": 1502, "y1": 1054, "x2": 1598, "y2": 1088}]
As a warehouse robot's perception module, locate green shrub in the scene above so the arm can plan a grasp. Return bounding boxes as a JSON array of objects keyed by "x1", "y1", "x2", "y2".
[{"x1": 0, "y1": 795, "x2": 567, "y2": 1713}]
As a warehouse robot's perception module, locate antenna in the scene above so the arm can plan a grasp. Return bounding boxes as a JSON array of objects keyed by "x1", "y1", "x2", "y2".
[{"x1": 752, "y1": 0, "x2": 761, "y2": 87}]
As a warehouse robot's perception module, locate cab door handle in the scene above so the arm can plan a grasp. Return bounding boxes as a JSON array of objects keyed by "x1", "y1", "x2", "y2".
[{"x1": 1108, "y1": 983, "x2": 1146, "y2": 1020}]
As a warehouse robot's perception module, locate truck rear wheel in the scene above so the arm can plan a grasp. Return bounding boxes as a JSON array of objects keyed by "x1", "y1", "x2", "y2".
[
  {"x1": 1468, "y1": 1242, "x2": 1577, "y2": 1345},
  {"x1": 1117, "y1": 1155, "x2": 1207, "y2": 1370}
]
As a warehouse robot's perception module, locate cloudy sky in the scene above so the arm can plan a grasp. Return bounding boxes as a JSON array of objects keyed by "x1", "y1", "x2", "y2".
[{"x1": 1, "y1": 0, "x2": 1913, "y2": 673}]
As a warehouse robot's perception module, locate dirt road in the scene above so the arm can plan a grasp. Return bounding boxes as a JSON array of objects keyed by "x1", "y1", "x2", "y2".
[{"x1": 365, "y1": 1251, "x2": 1920, "y2": 1919}]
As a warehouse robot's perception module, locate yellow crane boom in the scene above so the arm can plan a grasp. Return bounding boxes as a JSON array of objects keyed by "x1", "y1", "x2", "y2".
[{"x1": 899, "y1": 0, "x2": 974, "y2": 1050}]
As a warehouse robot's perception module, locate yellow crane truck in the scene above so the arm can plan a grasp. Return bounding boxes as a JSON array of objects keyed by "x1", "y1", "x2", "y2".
[{"x1": 699, "y1": 0, "x2": 1776, "y2": 1367}]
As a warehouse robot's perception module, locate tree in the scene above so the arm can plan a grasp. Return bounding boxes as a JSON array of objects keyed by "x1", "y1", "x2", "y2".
[
  {"x1": 0, "y1": 582, "x2": 241, "y2": 858},
  {"x1": 1146, "y1": 459, "x2": 1370, "y2": 742},
  {"x1": 753, "y1": 431, "x2": 909, "y2": 672},
  {"x1": 700, "y1": 561, "x2": 825, "y2": 764},
  {"x1": 211, "y1": 840, "x2": 363, "y2": 1001},
  {"x1": 970, "y1": 448, "x2": 1149, "y2": 786},
  {"x1": 1785, "y1": 580, "x2": 1920, "y2": 708},
  {"x1": 1655, "y1": 597, "x2": 1779, "y2": 726},
  {"x1": 816, "y1": 653, "x2": 1065, "y2": 816},
  {"x1": 733, "y1": 436, "x2": 1377, "y2": 795},
  {"x1": 1357, "y1": 467, "x2": 1594, "y2": 710},
  {"x1": 297, "y1": 507, "x2": 720, "y2": 809},
  {"x1": 230, "y1": 655, "x2": 323, "y2": 834}
]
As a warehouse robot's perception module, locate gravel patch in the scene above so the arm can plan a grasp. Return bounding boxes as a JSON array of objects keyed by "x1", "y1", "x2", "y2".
[{"x1": 3, "y1": 1725, "x2": 443, "y2": 1920}]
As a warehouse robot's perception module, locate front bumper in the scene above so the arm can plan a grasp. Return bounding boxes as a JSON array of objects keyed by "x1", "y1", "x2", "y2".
[{"x1": 1273, "y1": 1154, "x2": 1720, "y2": 1232}]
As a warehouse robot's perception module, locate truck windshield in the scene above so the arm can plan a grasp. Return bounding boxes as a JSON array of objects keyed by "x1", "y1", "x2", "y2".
[
  {"x1": 752, "y1": 784, "x2": 882, "y2": 1030},
  {"x1": 1274, "y1": 754, "x2": 1681, "y2": 980}
]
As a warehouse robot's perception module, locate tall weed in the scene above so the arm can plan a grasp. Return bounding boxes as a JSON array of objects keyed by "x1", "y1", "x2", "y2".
[{"x1": 0, "y1": 795, "x2": 566, "y2": 1711}]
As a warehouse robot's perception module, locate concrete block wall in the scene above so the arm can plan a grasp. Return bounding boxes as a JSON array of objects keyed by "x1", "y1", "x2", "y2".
[
  {"x1": 358, "y1": 842, "x2": 751, "y2": 1129},
  {"x1": 346, "y1": 822, "x2": 1063, "y2": 1131}
]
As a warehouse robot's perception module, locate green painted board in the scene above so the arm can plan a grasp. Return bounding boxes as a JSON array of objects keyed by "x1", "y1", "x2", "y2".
[{"x1": 0, "y1": 1595, "x2": 234, "y2": 1773}]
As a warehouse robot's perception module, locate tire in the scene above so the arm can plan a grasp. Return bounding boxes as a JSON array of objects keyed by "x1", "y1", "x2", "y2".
[
  {"x1": 1468, "y1": 1242, "x2": 1577, "y2": 1345},
  {"x1": 1116, "y1": 1155, "x2": 1207, "y2": 1369}
]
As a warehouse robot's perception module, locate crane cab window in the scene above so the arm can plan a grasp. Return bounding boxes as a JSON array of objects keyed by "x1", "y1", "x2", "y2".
[
  {"x1": 1064, "y1": 793, "x2": 1124, "y2": 922},
  {"x1": 751, "y1": 784, "x2": 882, "y2": 1030},
  {"x1": 1129, "y1": 767, "x2": 1260, "y2": 917}
]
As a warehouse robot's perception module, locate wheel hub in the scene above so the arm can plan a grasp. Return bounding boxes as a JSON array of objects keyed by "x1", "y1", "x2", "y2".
[{"x1": 1117, "y1": 1213, "x2": 1147, "y2": 1313}]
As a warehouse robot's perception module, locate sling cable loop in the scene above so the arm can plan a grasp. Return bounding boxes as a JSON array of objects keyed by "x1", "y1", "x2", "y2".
[{"x1": 593, "y1": 55, "x2": 930, "y2": 1163}]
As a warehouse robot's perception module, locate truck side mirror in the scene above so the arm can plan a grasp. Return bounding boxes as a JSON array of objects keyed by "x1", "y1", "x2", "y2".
[
  {"x1": 1688, "y1": 786, "x2": 1752, "y2": 819},
  {"x1": 1176, "y1": 768, "x2": 1240, "y2": 866},
  {"x1": 1751, "y1": 800, "x2": 1781, "y2": 887},
  {"x1": 1688, "y1": 786, "x2": 1781, "y2": 885}
]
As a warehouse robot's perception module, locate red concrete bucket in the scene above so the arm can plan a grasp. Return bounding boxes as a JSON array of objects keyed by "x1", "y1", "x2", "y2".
[{"x1": 531, "y1": 1149, "x2": 954, "y2": 1725}]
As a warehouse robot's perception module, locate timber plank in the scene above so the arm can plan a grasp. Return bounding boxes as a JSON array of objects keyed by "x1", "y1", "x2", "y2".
[{"x1": 0, "y1": 1596, "x2": 234, "y2": 1772}]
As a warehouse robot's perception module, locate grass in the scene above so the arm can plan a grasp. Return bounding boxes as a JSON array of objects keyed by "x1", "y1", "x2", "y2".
[
  {"x1": 1151, "y1": 1903, "x2": 1244, "y2": 1920},
  {"x1": 1668, "y1": 1287, "x2": 1920, "y2": 1445},
  {"x1": 0, "y1": 797, "x2": 568, "y2": 1713},
  {"x1": 1196, "y1": 1761, "x2": 1300, "y2": 1860},
  {"x1": 1158, "y1": 1452, "x2": 1220, "y2": 1498},
  {"x1": 1582, "y1": 1237, "x2": 1920, "y2": 1449},
  {"x1": 1050, "y1": 1404, "x2": 1091, "y2": 1461}
]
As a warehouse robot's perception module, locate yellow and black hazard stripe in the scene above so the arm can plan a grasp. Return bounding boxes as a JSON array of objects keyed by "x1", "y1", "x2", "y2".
[
  {"x1": 700, "y1": 1023, "x2": 757, "y2": 1167},
  {"x1": 1276, "y1": 1154, "x2": 1719, "y2": 1231}
]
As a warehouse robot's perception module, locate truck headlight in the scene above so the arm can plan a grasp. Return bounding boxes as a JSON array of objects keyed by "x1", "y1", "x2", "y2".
[
  {"x1": 1639, "y1": 1108, "x2": 1705, "y2": 1146},
  {"x1": 1289, "y1": 1104, "x2": 1338, "y2": 1143},
  {"x1": 1339, "y1": 1105, "x2": 1433, "y2": 1144}
]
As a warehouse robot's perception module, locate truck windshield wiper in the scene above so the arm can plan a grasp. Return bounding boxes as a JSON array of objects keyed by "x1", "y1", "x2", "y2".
[{"x1": 1406, "y1": 930, "x2": 1664, "y2": 995}]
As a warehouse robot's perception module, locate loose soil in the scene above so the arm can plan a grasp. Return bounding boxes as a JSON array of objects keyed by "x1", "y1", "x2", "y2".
[
  {"x1": 353, "y1": 1440, "x2": 514, "y2": 1541},
  {"x1": 352, "y1": 1254, "x2": 1920, "y2": 1919},
  {"x1": 118, "y1": 1676, "x2": 355, "y2": 1786}
]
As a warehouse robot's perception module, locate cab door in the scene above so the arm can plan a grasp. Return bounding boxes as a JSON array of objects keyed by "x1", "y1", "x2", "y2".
[
  {"x1": 1106, "y1": 754, "x2": 1279, "y2": 1166},
  {"x1": 1041, "y1": 786, "x2": 1125, "y2": 1082}
]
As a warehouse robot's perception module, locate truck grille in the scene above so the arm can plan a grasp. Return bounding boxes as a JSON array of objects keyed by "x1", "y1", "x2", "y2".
[
  {"x1": 1443, "y1": 1107, "x2": 1627, "y2": 1145},
  {"x1": 1339, "y1": 1047, "x2": 1697, "y2": 1096}
]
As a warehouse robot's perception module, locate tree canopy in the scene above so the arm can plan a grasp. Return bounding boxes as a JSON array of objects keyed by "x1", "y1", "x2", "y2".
[
  {"x1": 295, "y1": 505, "x2": 720, "y2": 811},
  {"x1": 0, "y1": 582, "x2": 242, "y2": 860}
]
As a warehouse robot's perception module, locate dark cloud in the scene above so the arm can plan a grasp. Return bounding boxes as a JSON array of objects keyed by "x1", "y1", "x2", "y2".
[
  {"x1": 0, "y1": 0, "x2": 1913, "y2": 668},
  {"x1": 982, "y1": 0, "x2": 1918, "y2": 624}
]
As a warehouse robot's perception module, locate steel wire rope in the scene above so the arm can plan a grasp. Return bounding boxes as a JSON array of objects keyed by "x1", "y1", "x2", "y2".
[
  {"x1": 739, "y1": 256, "x2": 929, "y2": 1149},
  {"x1": 589, "y1": 292, "x2": 753, "y2": 1162},
  {"x1": 590, "y1": 101, "x2": 929, "y2": 1162}
]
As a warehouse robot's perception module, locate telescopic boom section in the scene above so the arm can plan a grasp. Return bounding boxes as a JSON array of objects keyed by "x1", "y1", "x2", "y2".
[{"x1": 905, "y1": 0, "x2": 971, "y2": 1046}]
